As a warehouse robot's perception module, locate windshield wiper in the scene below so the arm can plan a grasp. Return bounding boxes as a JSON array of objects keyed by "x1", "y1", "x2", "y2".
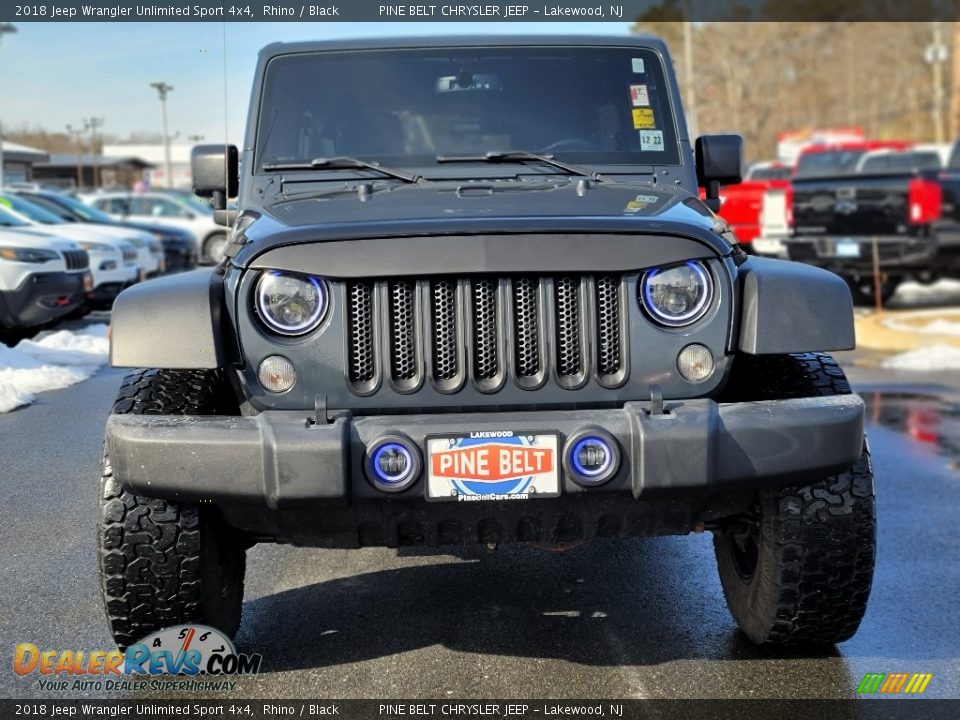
[
  {"x1": 261, "y1": 156, "x2": 420, "y2": 183},
  {"x1": 436, "y1": 151, "x2": 601, "y2": 181}
]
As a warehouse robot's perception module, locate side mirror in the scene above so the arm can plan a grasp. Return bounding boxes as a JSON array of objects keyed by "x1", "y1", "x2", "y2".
[
  {"x1": 695, "y1": 135, "x2": 743, "y2": 213},
  {"x1": 192, "y1": 144, "x2": 238, "y2": 212}
]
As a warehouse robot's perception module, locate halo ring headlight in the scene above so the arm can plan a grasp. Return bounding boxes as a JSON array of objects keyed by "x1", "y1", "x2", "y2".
[
  {"x1": 640, "y1": 261, "x2": 713, "y2": 327},
  {"x1": 256, "y1": 271, "x2": 327, "y2": 336}
]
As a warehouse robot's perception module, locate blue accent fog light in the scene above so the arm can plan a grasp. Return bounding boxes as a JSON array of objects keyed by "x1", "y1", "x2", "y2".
[
  {"x1": 564, "y1": 430, "x2": 620, "y2": 486},
  {"x1": 365, "y1": 436, "x2": 421, "y2": 492}
]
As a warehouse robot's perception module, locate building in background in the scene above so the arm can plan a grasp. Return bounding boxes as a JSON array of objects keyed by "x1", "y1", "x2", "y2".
[
  {"x1": 104, "y1": 144, "x2": 193, "y2": 188},
  {"x1": 31, "y1": 153, "x2": 154, "y2": 190},
  {"x1": 1, "y1": 141, "x2": 48, "y2": 183}
]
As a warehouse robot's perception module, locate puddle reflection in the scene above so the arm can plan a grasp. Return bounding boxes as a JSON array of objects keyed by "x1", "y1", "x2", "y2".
[{"x1": 862, "y1": 392, "x2": 960, "y2": 466}]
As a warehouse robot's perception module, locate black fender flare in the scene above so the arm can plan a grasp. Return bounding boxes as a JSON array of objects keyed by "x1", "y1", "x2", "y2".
[
  {"x1": 737, "y1": 257, "x2": 855, "y2": 354},
  {"x1": 110, "y1": 269, "x2": 228, "y2": 369}
]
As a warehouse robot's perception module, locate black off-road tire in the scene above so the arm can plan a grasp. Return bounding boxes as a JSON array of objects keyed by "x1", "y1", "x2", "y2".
[
  {"x1": 846, "y1": 275, "x2": 901, "y2": 306},
  {"x1": 98, "y1": 369, "x2": 246, "y2": 648},
  {"x1": 714, "y1": 353, "x2": 876, "y2": 645},
  {"x1": 202, "y1": 233, "x2": 229, "y2": 266}
]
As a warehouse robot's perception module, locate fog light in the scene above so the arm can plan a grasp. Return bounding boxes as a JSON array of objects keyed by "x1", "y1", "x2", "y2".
[
  {"x1": 258, "y1": 355, "x2": 296, "y2": 393},
  {"x1": 564, "y1": 430, "x2": 620, "y2": 486},
  {"x1": 677, "y1": 344, "x2": 715, "y2": 383},
  {"x1": 365, "y1": 436, "x2": 421, "y2": 492}
]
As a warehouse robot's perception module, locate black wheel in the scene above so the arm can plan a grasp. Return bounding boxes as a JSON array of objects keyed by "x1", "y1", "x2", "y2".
[
  {"x1": 713, "y1": 353, "x2": 876, "y2": 645},
  {"x1": 202, "y1": 233, "x2": 229, "y2": 265},
  {"x1": 98, "y1": 369, "x2": 246, "y2": 648},
  {"x1": 846, "y1": 275, "x2": 900, "y2": 306}
]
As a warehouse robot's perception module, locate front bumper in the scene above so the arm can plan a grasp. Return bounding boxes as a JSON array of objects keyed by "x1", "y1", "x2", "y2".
[
  {"x1": 785, "y1": 235, "x2": 953, "y2": 273},
  {"x1": 0, "y1": 270, "x2": 89, "y2": 328},
  {"x1": 106, "y1": 395, "x2": 865, "y2": 545}
]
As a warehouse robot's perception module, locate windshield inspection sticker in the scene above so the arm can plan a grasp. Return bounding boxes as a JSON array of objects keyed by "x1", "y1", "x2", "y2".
[
  {"x1": 639, "y1": 129, "x2": 665, "y2": 151},
  {"x1": 632, "y1": 108, "x2": 656, "y2": 129},
  {"x1": 631, "y1": 57, "x2": 645, "y2": 74},
  {"x1": 624, "y1": 194, "x2": 660, "y2": 213},
  {"x1": 629, "y1": 84, "x2": 650, "y2": 106}
]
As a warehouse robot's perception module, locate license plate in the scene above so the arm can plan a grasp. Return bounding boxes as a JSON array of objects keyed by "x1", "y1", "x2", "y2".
[
  {"x1": 836, "y1": 239, "x2": 861, "y2": 258},
  {"x1": 426, "y1": 432, "x2": 560, "y2": 502}
]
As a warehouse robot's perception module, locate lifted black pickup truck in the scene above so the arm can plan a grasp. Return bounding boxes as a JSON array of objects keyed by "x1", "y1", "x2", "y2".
[
  {"x1": 99, "y1": 35, "x2": 873, "y2": 650},
  {"x1": 786, "y1": 142, "x2": 960, "y2": 303}
]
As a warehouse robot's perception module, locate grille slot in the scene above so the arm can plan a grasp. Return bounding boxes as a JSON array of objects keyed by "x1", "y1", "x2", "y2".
[
  {"x1": 512, "y1": 277, "x2": 541, "y2": 378},
  {"x1": 596, "y1": 275, "x2": 623, "y2": 379},
  {"x1": 554, "y1": 276, "x2": 583, "y2": 379},
  {"x1": 347, "y1": 281, "x2": 376, "y2": 387},
  {"x1": 345, "y1": 274, "x2": 626, "y2": 394},
  {"x1": 471, "y1": 279, "x2": 500, "y2": 383},
  {"x1": 430, "y1": 280, "x2": 459, "y2": 384},
  {"x1": 388, "y1": 280, "x2": 418, "y2": 385},
  {"x1": 64, "y1": 249, "x2": 89, "y2": 271}
]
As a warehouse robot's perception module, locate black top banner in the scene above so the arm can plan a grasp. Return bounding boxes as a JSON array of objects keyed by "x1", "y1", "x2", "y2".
[{"x1": 2, "y1": 0, "x2": 959, "y2": 22}]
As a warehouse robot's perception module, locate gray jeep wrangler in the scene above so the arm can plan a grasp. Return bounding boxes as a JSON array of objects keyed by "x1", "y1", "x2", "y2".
[{"x1": 99, "y1": 36, "x2": 874, "y2": 648}]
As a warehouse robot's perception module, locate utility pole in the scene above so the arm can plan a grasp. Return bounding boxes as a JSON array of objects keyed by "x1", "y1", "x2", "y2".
[
  {"x1": 66, "y1": 124, "x2": 85, "y2": 189},
  {"x1": 150, "y1": 82, "x2": 174, "y2": 188},
  {"x1": 925, "y1": 22, "x2": 948, "y2": 144},
  {"x1": 952, "y1": 21, "x2": 960, "y2": 139},
  {"x1": 0, "y1": 23, "x2": 18, "y2": 189},
  {"x1": 84, "y1": 117, "x2": 105, "y2": 189},
  {"x1": 682, "y1": 17, "x2": 698, "y2": 140}
]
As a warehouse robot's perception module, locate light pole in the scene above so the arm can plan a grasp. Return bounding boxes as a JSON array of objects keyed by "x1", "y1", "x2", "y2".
[
  {"x1": 0, "y1": 23, "x2": 18, "y2": 188},
  {"x1": 67, "y1": 124, "x2": 83, "y2": 188},
  {"x1": 84, "y1": 117, "x2": 104, "y2": 188},
  {"x1": 925, "y1": 22, "x2": 948, "y2": 144},
  {"x1": 150, "y1": 82, "x2": 174, "y2": 188}
]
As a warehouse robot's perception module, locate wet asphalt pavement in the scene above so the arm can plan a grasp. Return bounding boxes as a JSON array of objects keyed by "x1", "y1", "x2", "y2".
[{"x1": 2, "y1": 342, "x2": 959, "y2": 701}]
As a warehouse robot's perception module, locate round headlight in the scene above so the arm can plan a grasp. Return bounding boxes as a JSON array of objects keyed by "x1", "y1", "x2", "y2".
[
  {"x1": 640, "y1": 261, "x2": 713, "y2": 327},
  {"x1": 256, "y1": 271, "x2": 327, "y2": 336}
]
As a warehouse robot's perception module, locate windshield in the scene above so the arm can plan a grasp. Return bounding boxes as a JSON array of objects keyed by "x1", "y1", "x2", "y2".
[
  {"x1": 859, "y1": 152, "x2": 942, "y2": 173},
  {"x1": 36, "y1": 193, "x2": 117, "y2": 223},
  {"x1": 0, "y1": 194, "x2": 65, "y2": 224},
  {"x1": 0, "y1": 205, "x2": 31, "y2": 227},
  {"x1": 794, "y1": 149, "x2": 866, "y2": 178},
  {"x1": 165, "y1": 192, "x2": 214, "y2": 215},
  {"x1": 256, "y1": 46, "x2": 681, "y2": 171},
  {"x1": 747, "y1": 165, "x2": 790, "y2": 181}
]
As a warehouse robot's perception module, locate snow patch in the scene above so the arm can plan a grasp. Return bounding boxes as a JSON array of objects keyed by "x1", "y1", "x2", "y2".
[
  {"x1": 0, "y1": 324, "x2": 110, "y2": 413},
  {"x1": 890, "y1": 279, "x2": 960, "y2": 307},
  {"x1": 882, "y1": 311, "x2": 960, "y2": 337},
  {"x1": 880, "y1": 344, "x2": 960, "y2": 371}
]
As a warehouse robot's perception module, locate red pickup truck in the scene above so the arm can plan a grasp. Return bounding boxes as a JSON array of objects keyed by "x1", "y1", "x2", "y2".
[{"x1": 714, "y1": 161, "x2": 791, "y2": 245}]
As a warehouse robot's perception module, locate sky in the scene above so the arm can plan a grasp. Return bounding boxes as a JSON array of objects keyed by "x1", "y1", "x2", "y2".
[{"x1": 1, "y1": 21, "x2": 633, "y2": 147}]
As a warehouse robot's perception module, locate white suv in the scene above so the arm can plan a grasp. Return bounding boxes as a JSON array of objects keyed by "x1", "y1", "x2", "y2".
[
  {"x1": 0, "y1": 204, "x2": 139, "y2": 311},
  {"x1": 0, "y1": 229, "x2": 92, "y2": 343},
  {"x1": 83, "y1": 191, "x2": 226, "y2": 264}
]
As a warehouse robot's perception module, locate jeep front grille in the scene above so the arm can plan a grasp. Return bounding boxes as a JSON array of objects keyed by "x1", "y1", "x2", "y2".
[
  {"x1": 344, "y1": 276, "x2": 628, "y2": 394},
  {"x1": 63, "y1": 249, "x2": 89, "y2": 271}
]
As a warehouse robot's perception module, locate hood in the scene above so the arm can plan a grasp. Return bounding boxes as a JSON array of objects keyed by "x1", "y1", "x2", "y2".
[
  {"x1": 260, "y1": 178, "x2": 721, "y2": 230},
  {"x1": 236, "y1": 178, "x2": 733, "y2": 265},
  {"x1": 0, "y1": 228, "x2": 82, "y2": 253},
  {"x1": 19, "y1": 223, "x2": 142, "y2": 248}
]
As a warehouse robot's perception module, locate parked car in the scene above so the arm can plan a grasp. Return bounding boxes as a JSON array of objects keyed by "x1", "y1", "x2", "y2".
[
  {"x1": 0, "y1": 228, "x2": 92, "y2": 344},
  {"x1": 102, "y1": 35, "x2": 873, "y2": 650},
  {"x1": 82, "y1": 190, "x2": 227, "y2": 265},
  {"x1": 13, "y1": 190, "x2": 197, "y2": 273},
  {"x1": 785, "y1": 140, "x2": 960, "y2": 303},
  {"x1": 0, "y1": 202, "x2": 139, "y2": 311},
  {"x1": 0, "y1": 193, "x2": 160, "y2": 279},
  {"x1": 792, "y1": 140, "x2": 912, "y2": 180}
]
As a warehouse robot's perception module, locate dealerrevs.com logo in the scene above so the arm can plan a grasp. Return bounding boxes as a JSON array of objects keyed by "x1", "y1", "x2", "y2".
[{"x1": 14, "y1": 624, "x2": 261, "y2": 692}]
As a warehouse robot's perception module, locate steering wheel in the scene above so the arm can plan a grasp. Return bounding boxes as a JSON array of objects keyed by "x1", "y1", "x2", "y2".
[{"x1": 541, "y1": 138, "x2": 600, "y2": 153}]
